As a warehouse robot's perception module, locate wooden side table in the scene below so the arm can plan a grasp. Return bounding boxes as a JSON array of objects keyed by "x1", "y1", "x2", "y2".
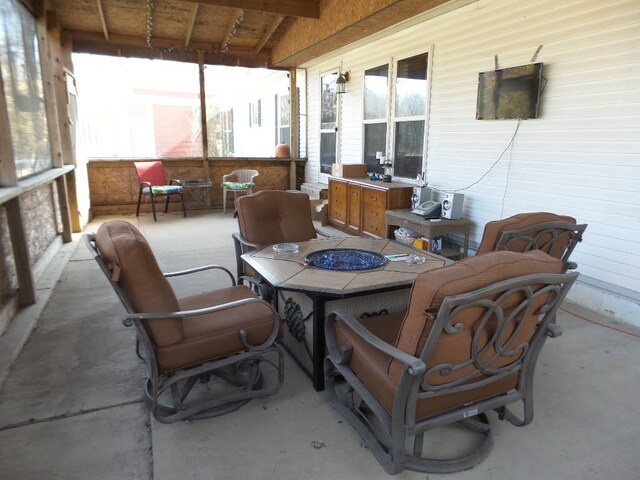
[{"x1": 385, "y1": 209, "x2": 472, "y2": 257}]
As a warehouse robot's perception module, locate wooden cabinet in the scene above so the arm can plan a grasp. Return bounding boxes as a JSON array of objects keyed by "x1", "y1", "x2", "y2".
[
  {"x1": 327, "y1": 177, "x2": 412, "y2": 238},
  {"x1": 328, "y1": 178, "x2": 347, "y2": 229}
]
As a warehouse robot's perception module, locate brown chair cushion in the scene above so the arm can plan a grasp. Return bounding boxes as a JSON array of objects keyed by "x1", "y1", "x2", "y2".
[
  {"x1": 95, "y1": 221, "x2": 182, "y2": 346},
  {"x1": 336, "y1": 250, "x2": 563, "y2": 420},
  {"x1": 335, "y1": 312, "x2": 519, "y2": 420},
  {"x1": 235, "y1": 190, "x2": 317, "y2": 246},
  {"x1": 477, "y1": 212, "x2": 576, "y2": 255},
  {"x1": 156, "y1": 285, "x2": 280, "y2": 372}
]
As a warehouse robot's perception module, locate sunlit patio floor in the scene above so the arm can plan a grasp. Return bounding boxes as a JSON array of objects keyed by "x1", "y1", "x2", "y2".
[{"x1": 0, "y1": 211, "x2": 638, "y2": 479}]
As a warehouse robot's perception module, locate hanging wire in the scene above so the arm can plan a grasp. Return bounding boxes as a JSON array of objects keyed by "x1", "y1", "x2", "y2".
[{"x1": 430, "y1": 119, "x2": 522, "y2": 194}]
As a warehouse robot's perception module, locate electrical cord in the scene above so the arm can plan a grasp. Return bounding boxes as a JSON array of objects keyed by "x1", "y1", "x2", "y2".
[{"x1": 430, "y1": 119, "x2": 522, "y2": 194}]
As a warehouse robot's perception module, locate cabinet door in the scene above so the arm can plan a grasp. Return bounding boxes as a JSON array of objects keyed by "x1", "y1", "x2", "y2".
[
  {"x1": 346, "y1": 184, "x2": 362, "y2": 234},
  {"x1": 328, "y1": 179, "x2": 348, "y2": 228},
  {"x1": 361, "y1": 187, "x2": 387, "y2": 238}
]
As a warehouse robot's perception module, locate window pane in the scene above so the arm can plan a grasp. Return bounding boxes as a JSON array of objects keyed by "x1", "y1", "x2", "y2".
[
  {"x1": 321, "y1": 73, "x2": 337, "y2": 129},
  {"x1": 364, "y1": 123, "x2": 386, "y2": 174},
  {"x1": 395, "y1": 53, "x2": 428, "y2": 117},
  {"x1": 320, "y1": 132, "x2": 336, "y2": 174},
  {"x1": 393, "y1": 121, "x2": 424, "y2": 178},
  {"x1": 364, "y1": 64, "x2": 388, "y2": 120},
  {"x1": 0, "y1": 0, "x2": 52, "y2": 179}
]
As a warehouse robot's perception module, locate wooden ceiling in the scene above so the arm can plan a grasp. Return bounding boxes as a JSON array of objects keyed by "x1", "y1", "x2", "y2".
[{"x1": 31, "y1": 0, "x2": 458, "y2": 68}]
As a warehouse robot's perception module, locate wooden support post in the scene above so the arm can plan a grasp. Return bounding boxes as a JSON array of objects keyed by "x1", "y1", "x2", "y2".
[
  {"x1": 289, "y1": 68, "x2": 298, "y2": 190},
  {"x1": 56, "y1": 175, "x2": 72, "y2": 242},
  {"x1": 6, "y1": 199, "x2": 35, "y2": 306},
  {"x1": 198, "y1": 51, "x2": 211, "y2": 207}
]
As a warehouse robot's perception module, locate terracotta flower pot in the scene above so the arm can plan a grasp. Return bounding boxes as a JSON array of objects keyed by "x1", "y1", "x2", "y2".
[{"x1": 275, "y1": 143, "x2": 291, "y2": 158}]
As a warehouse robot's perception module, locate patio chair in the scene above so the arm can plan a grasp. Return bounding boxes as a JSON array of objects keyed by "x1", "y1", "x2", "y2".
[
  {"x1": 221, "y1": 169, "x2": 259, "y2": 214},
  {"x1": 325, "y1": 250, "x2": 578, "y2": 474},
  {"x1": 84, "y1": 220, "x2": 284, "y2": 424},
  {"x1": 232, "y1": 190, "x2": 319, "y2": 297},
  {"x1": 477, "y1": 212, "x2": 587, "y2": 272},
  {"x1": 134, "y1": 160, "x2": 186, "y2": 221}
]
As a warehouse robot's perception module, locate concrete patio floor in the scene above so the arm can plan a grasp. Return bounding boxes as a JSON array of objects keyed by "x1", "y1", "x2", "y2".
[{"x1": 0, "y1": 211, "x2": 639, "y2": 479}]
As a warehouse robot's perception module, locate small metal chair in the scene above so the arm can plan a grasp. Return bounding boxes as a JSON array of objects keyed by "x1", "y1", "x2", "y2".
[
  {"x1": 134, "y1": 161, "x2": 186, "y2": 221},
  {"x1": 221, "y1": 169, "x2": 259, "y2": 214}
]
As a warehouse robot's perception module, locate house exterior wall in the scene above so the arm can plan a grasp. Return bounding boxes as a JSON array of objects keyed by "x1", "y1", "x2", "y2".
[{"x1": 302, "y1": 0, "x2": 640, "y2": 322}]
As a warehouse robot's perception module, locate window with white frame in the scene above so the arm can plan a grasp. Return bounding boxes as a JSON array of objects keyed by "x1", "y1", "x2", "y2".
[
  {"x1": 276, "y1": 93, "x2": 290, "y2": 145},
  {"x1": 392, "y1": 52, "x2": 428, "y2": 179},
  {"x1": 361, "y1": 52, "x2": 429, "y2": 180},
  {"x1": 363, "y1": 64, "x2": 389, "y2": 175},
  {"x1": 320, "y1": 71, "x2": 339, "y2": 176}
]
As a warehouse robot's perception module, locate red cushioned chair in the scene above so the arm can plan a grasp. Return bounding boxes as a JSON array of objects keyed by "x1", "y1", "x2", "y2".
[{"x1": 134, "y1": 161, "x2": 186, "y2": 221}]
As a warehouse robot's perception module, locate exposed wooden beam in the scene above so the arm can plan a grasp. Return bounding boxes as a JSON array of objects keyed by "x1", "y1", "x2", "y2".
[
  {"x1": 254, "y1": 14, "x2": 284, "y2": 54},
  {"x1": 185, "y1": 3, "x2": 199, "y2": 47},
  {"x1": 177, "y1": 0, "x2": 319, "y2": 18},
  {"x1": 96, "y1": 0, "x2": 109, "y2": 40},
  {"x1": 220, "y1": 9, "x2": 243, "y2": 52},
  {"x1": 69, "y1": 32, "x2": 273, "y2": 68}
]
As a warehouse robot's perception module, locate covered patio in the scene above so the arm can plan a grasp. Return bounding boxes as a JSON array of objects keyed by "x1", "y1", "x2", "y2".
[{"x1": 0, "y1": 212, "x2": 638, "y2": 479}]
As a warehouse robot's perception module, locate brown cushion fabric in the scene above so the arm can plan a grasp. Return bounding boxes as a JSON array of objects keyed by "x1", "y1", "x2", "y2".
[
  {"x1": 157, "y1": 285, "x2": 279, "y2": 372},
  {"x1": 95, "y1": 221, "x2": 182, "y2": 346},
  {"x1": 335, "y1": 312, "x2": 404, "y2": 417},
  {"x1": 334, "y1": 251, "x2": 563, "y2": 420},
  {"x1": 336, "y1": 312, "x2": 519, "y2": 420},
  {"x1": 236, "y1": 190, "x2": 317, "y2": 246},
  {"x1": 390, "y1": 250, "x2": 563, "y2": 383},
  {"x1": 477, "y1": 212, "x2": 576, "y2": 255}
]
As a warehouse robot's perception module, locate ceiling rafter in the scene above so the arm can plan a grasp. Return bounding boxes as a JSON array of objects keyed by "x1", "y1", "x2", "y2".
[
  {"x1": 176, "y1": 0, "x2": 319, "y2": 18},
  {"x1": 95, "y1": 0, "x2": 109, "y2": 40},
  {"x1": 220, "y1": 9, "x2": 244, "y2": 52},
  {"x1": 254, "y1": 15, "x2": 284, "y2": 54},
  {"x1": 185, "y1": 3, "x2": 199, "y2": 46}
]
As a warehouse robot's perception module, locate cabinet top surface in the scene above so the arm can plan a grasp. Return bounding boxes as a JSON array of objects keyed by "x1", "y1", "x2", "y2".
[{"x1": 329, "y1": 176, "x2": 413, "y2": 190}]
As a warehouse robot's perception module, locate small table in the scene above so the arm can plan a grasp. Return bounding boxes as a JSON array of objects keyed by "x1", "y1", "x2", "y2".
[
  {"x1": 385, "y1": 209, "x2": 472, "y2": 257},
  {"x1": 183, "y1": 180, "x2": 212, "y2": 209},
  {"x1": 241, "y1": 237, "x2": 452, "y2": 391}
]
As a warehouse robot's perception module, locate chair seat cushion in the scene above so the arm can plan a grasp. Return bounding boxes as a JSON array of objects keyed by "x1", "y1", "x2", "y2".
[
  {"x1": 336, "y1": 311, "x2": 518, "y2": 420},
  {"x1": 143, "y1": 185, "x2": 182, "y2": 195},
  {"x1": 222, "y1": 182, "x2": 254, "y2": 190},
  {"x1": 155, "y1": 285, "x2": 279, "y2": 372}
]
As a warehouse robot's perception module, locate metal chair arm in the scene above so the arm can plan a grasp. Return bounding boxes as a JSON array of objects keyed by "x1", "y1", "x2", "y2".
[
  {"x1": 326, "y1": 308, "x2": 426, "y2": 376},
  {"x1": 164, "y1": 264, "x2": 236, "y2": 286},
  {"x1": 232, "y1": 232, "x2": 263, "y2": 250},
  {"x1": 169, "y1": 178, "x2": 182, "y2": 186}
]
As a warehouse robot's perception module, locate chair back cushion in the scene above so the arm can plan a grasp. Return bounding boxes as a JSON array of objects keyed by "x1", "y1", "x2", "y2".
[
  {"x1": 134, "y1": 161, "x2": 167, "y2": 186},
  {"x1": 389, "y1": 250, "x2": 563, "y2": 384},
  {"x1": 235, "y1": 190, "x2": 317, "y2": 245},
  {"x1": 95, "y1": 220, "x2": 183, "y2": 346},
  {"x1": 477, "y1": 212, "x2": 575, "y2": 255}
]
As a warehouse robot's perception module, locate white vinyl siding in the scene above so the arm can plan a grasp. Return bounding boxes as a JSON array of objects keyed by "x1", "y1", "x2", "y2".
[{"x1": 303, "y1": 0, "x2": 640, "y2": 297}]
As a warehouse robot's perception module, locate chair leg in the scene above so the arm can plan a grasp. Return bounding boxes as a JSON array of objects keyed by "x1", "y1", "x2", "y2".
[
  {"x1": 164, "y1": 194, "x2": 171, "y2": 213},
  {"x1": 150, "y1": 193, "x2": 157, "y2": 221},
  {"x1": 180, "y1": 193, "x2": 187, "y2": 217},
  {"x1": 136, "y1": 188, "x2": 143, "y2": 217},
  {"x1": 223, "y1": 189, "x2": 227, "y2": 214}
]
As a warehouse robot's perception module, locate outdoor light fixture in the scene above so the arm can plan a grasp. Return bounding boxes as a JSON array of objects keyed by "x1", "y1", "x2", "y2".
[{"x1": 336, "y1": 72, "x2": 349, "y2": 94}]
